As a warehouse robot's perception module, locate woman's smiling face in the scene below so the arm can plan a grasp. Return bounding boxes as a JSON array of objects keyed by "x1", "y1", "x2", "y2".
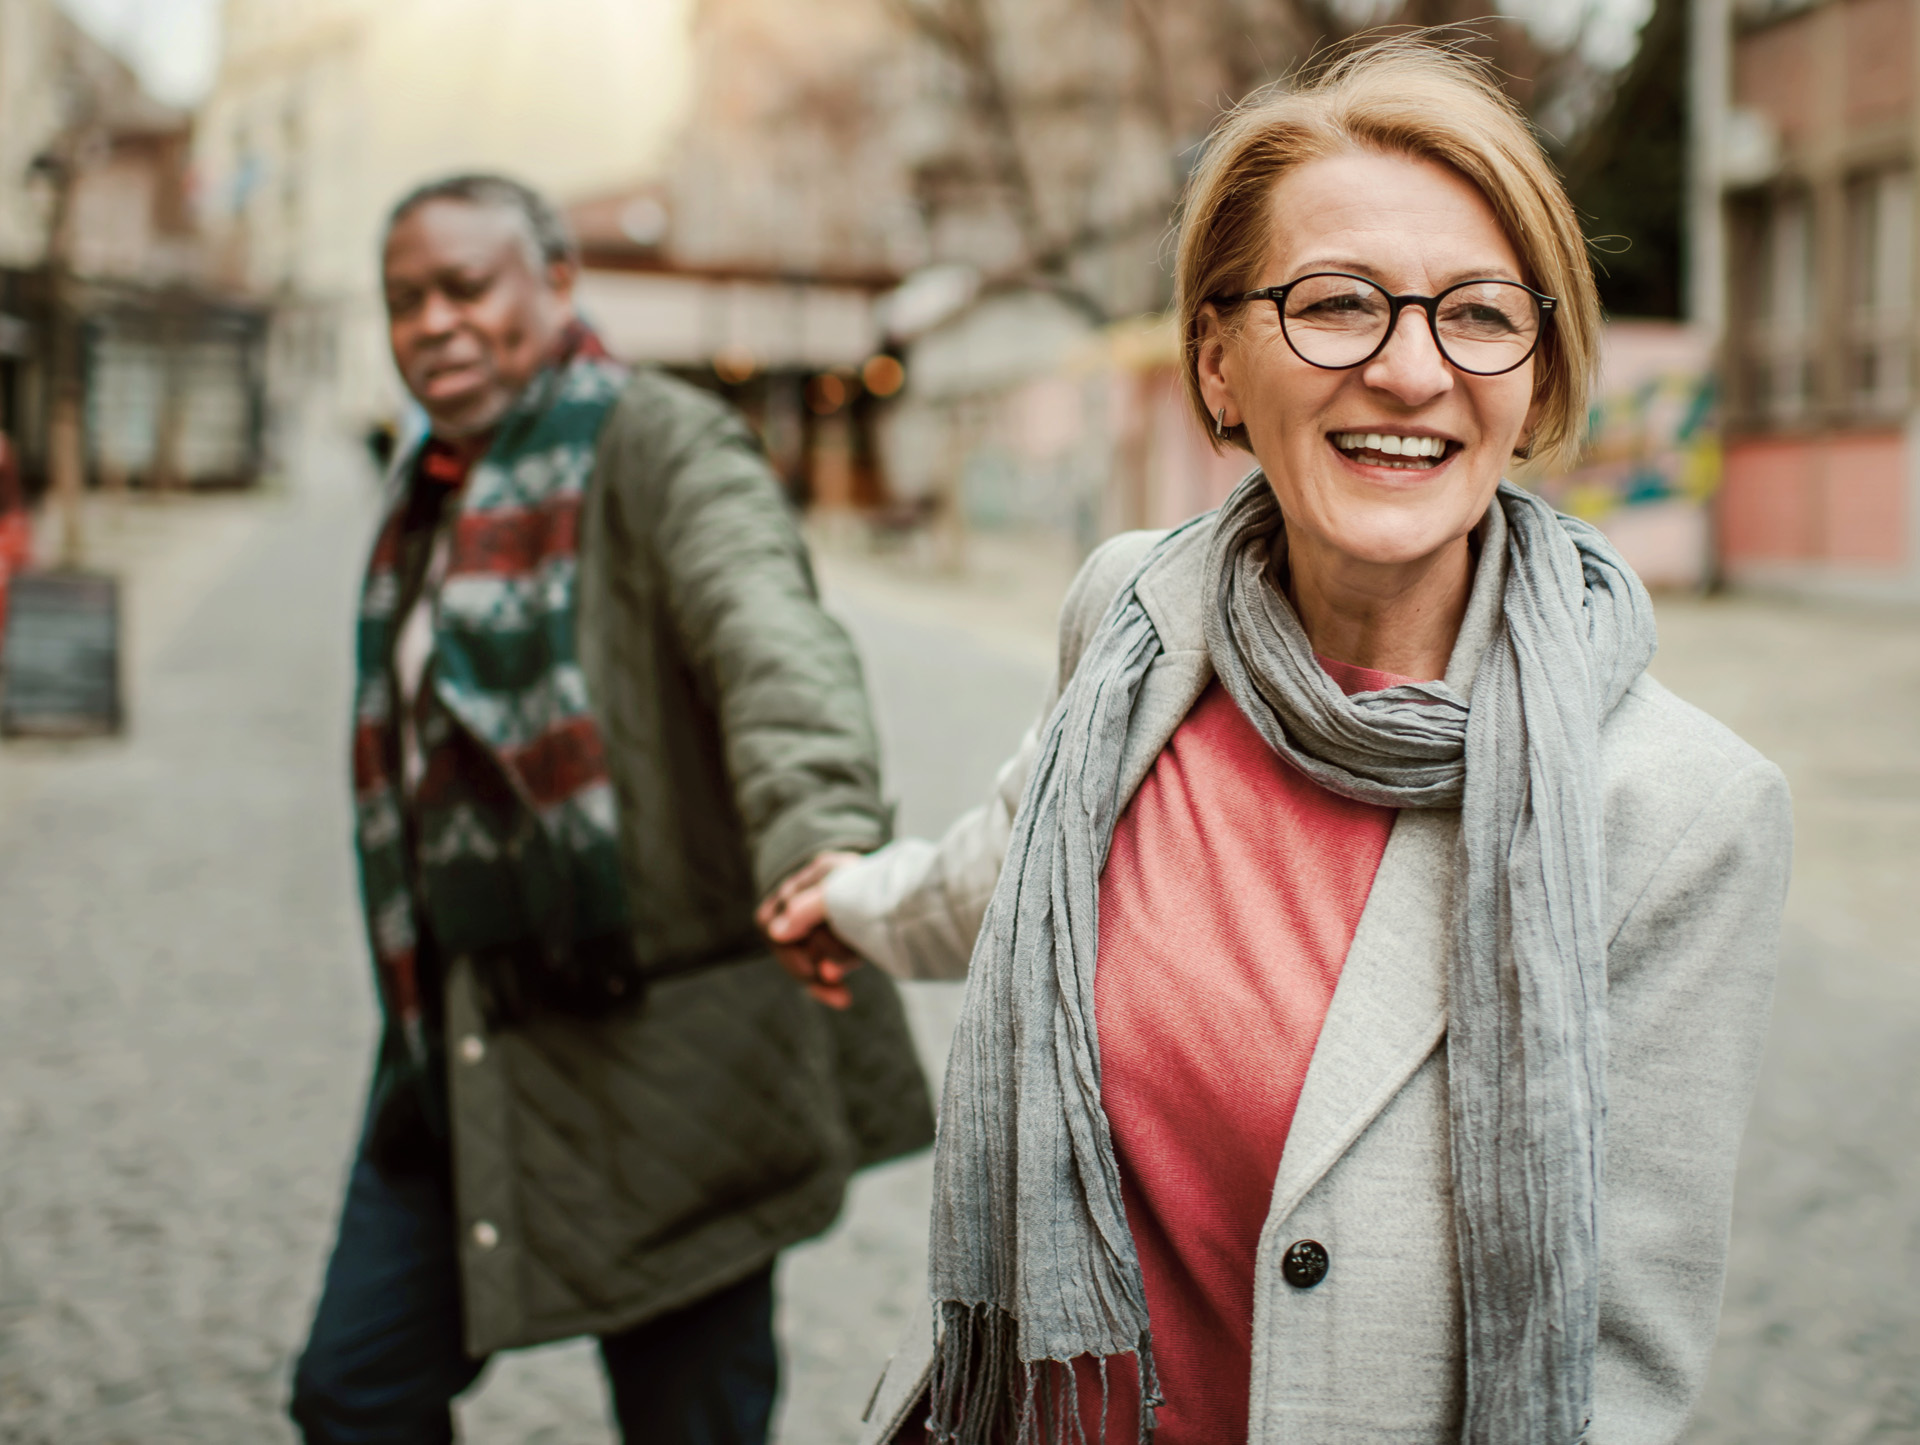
[{"x1": 1201, "y1": 149, "x2": 1541, "y2": 570}]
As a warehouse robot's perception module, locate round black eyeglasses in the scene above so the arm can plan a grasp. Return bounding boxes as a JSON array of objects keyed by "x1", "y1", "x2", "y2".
[{"x1": 1215, "y1": 272, "x2": 1556, "y2": 377}]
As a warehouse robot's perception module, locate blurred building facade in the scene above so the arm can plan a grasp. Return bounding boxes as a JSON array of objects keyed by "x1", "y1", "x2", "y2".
[
  {"x1": 565, "y1": 0, "x2": 1284, "y2": 523},
  {"x1": 0, "y1": 0, "x2": 264, "y2": 498},
  {"x1": 185, "y1": 0, "x2": 1671, "y2": 557},
  {"x1": 622, "y1": 0, "x2": 1595, "y2": 538},
  {"x1": 563, "y1": 0, "x2": 940, "y2": 506},
  {"x1": 1717, "y1": 0, "x2": 1920, "y2": 592},
  {"x1": 192, "y1": 0, "x2": 694, "y2": 445},
  {"x1": 0, "y1": 0, "x2": 74, "y2": 484},
  {"x1": 654, "y1": 0, "x2": 1260, "y2": 317}
]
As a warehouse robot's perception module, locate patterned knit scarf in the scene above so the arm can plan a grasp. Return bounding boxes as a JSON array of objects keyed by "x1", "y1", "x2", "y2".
[{"x1": 351, "y1": 329, "x2": 630, "y2": 1060}]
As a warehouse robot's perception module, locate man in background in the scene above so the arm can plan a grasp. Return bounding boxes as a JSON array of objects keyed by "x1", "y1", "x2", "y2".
[{"x1": 290, "y1": 173, "x2": 931, "y2": 1445}]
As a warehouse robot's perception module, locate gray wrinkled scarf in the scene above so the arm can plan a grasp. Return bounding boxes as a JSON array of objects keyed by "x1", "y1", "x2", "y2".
[{"x1": 927, "y1": 471, "x2": 1657, "y2": 1445}]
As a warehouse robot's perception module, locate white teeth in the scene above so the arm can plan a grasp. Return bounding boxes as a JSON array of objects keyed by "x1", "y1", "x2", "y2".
[{"x1": 1333, "y1": 432, "x2": 1447, "y2": 460}]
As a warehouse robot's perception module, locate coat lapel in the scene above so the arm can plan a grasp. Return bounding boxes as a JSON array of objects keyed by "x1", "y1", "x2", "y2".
[
  {"x1": 1264, "y1": 806, "x2": 1455, "y2": 1228},
  {"x1": 1101, "y1": 495, "x2": 1510, "y2": 1230},
  {"x1": 1262, "y1": 499, "x2": 1507, "y2": 1226}
]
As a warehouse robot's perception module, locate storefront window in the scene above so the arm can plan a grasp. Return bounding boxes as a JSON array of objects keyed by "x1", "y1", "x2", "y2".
[
  {"x1": 1846, "y1": 168, "x2": 1912, "y2": 418},
  {"x1": 1759, "y1": 192, "x2": 1816, "y2": 424}
]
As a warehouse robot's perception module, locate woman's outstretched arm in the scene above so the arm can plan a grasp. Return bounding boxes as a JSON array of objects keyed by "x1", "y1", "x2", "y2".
[{"x1": 761, "y1": 530, "x2": 1163, "y2": 983}]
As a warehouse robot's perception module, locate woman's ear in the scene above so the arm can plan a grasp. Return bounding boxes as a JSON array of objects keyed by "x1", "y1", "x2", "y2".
[{"x1": 1195, "y1": 302, "x2": 1238, "y2": 428}]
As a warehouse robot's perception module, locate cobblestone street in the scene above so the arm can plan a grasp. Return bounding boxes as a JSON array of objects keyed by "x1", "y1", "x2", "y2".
[{"x1": 0, "y1": 461, "x2": 1914, "y2": 1442}]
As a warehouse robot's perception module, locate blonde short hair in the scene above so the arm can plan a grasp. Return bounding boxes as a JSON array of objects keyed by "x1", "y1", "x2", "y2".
[{"x1": 1176, "y1": 37, "x2": 1599, "y2": 472}]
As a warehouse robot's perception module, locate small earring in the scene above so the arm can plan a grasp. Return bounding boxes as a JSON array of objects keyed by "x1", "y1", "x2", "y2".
[{"x1": 1215, "y1": 406, "x2": 1228, "y2": 438}]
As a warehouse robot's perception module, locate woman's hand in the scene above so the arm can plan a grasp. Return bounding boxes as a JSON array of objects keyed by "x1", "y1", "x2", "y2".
[{"x1": 757, "y1": 851, "x2": 865, "y2": 1009}]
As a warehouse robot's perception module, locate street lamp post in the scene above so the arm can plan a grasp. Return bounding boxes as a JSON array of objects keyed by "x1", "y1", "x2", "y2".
[
  {"x1": 1687, "y1": 0, "x2": 1731, "y2": 591},
  {"x1": 1686, "y1": 0, "x2": 1729, "y2": 340},
  {"x1": 29, "y1": 129, "x2": 98, "y2": 572}
]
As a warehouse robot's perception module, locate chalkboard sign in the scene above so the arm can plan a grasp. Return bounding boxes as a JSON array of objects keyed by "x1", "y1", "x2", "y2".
[{"x1": 1, "y1": 572, "x2": 122, "y2": 737}]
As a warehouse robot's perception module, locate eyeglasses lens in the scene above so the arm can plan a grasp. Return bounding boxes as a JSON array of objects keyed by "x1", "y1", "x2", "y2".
[{"x1": 1279, "y1": 275, "x2": 1540, "y2": 374}]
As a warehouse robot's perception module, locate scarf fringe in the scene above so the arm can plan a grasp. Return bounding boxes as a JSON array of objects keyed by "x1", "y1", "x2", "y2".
[{"x1": 928, "y1": 1302, "x2": 1160, "y2": 1445}]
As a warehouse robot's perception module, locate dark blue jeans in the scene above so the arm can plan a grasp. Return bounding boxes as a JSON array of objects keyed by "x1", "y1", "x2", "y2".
[{"x1": 290, "y1": 1145, "x2": 778, "y2": 1445}]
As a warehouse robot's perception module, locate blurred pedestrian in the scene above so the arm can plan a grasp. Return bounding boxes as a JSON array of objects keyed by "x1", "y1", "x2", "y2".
[
  {"x1": 290, "y1": 173, "x2": 932, "y2": 1445},
  {"x1": 0, "y1": 430, "x2": 30, "y2": 643},
  {"x1": 766, "y1": 41, "x2": 1792, "y2": 1445}
]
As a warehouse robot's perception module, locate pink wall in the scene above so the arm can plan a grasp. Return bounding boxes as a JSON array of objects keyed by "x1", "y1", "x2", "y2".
[
  {"x1": 1108, "y1": 366, "x2": 1253, "y2": 534},
  {"x1": 1845, "y1": 0, "x2": 1915, "y2": 130},
  {"x1": 1144, "y1": 372, "x2": 1254, "y2": 529},
  {"x1": 1735, "y1": 9, "x2": 1816, "y2": 150},
  {"x1": 1721, "y1": 431, "x2": 1909, "y2": 570}
]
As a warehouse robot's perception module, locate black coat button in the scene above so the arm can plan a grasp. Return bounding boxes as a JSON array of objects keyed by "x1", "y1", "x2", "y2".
[{"x1": 1282, "y1": 1239, "x2": 1329, "y2": 1289}]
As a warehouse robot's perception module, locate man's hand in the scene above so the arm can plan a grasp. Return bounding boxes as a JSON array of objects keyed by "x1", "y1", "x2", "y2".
[{"x1": 757, "y1": 851, "x2": 864, "y2": 1009}]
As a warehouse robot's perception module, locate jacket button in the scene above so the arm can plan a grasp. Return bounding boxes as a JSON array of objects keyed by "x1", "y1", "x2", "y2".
[
  {"x1": 458, "y1": 1034, "x2": 486, "y2": 1064},
  {"x1": 471, "y1": 1220, "x2": 499, "y2": 1251},
  {"x1": 1282, "y1": 1239, "x2": 1329, "y2": 1289}
]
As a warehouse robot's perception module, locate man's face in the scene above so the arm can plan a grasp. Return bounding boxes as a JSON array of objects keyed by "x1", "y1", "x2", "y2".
[{"x1": 382, "y1": 199, "x2": 575, "y2": 440}]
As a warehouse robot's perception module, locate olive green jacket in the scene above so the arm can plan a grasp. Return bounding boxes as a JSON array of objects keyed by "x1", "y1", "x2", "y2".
[{"x1": 442, "y1": 368, "x2": 933, "y2": 1357}]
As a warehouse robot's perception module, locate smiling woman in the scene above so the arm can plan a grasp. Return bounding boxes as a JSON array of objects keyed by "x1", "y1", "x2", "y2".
[
  {"x1": 1177, "y1": 53, "x2": 1600, "y2": 682},
  {"x1": 1181, "y1": 47, "x2": 1600, "y2": 476},
  {"x1": 1191, "y1": 149, "x2": 1547, "y2": 678},
  {"x1": 766, "y1": 36, "x2": 1792, "y2": 1445}
]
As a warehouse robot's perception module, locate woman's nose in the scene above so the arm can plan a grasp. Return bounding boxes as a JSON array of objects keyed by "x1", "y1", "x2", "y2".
[{"x1": 1361, "y1": 305, "x2": 1454, "y2": 405}]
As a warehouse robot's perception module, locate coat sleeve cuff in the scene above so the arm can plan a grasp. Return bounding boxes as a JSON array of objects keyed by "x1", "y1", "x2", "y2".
[
  {"x1": 823, "y1": 838, "x2": 987, "y2": 982},
  {"x1": 824, "y1": 840, "x2": 939, "y2": 978},
  {"x1": 754, "y1": 794, "x2": 890, "y2": 901}
]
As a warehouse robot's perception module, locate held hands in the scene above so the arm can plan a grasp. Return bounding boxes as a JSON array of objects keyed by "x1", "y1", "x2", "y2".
[{"x1": 756, "y1": 850, "x2": 865, "y2": 1009}]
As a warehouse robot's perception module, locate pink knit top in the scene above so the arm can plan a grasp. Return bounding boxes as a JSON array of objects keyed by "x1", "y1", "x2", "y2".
[{"x1": 1082, "y1": 662, "x2": 1404, "y2": 1442}]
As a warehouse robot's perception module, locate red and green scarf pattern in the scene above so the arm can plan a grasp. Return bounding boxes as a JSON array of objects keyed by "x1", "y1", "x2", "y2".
[{"x1": 351, "y1": 332, "x2": 630, "y2": 1057}]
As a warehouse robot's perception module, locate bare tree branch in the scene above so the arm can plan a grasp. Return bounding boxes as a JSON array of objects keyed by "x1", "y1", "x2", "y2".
[{"x1": 883, "y1": 0, "x2": 1605, "y2": 311}]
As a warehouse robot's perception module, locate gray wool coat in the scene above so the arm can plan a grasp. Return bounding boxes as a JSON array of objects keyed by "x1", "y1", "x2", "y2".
[{"x1": 834, "y1": 512, "x2": 1792, "y2": 1444}]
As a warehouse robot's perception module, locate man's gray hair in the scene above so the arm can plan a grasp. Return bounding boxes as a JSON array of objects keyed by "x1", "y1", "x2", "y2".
[{"x1": 385, "y1": 173, "x2": 578, "y2": 268}]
